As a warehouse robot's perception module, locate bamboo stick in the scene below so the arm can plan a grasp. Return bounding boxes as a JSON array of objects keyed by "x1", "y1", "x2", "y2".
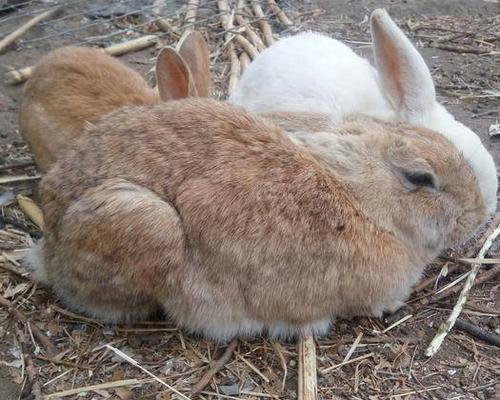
[
  {"x1": 184, "y1": 0, "x2": 200, "y2": 27},
  {"x1": 0, "y1": 7, "x2": 61, "y2": 54},
  {"x1": 103, "y1": 35, "x2": 158, "y2": 57},
  {"x1": 235, "y1": 0, "x2": 266, "y2": 51},
  {"x1": 268, "y1": 0, "x2": 293, "y2": 26},
  {"x1": 239, "y1": 51, "x2": 251, "y2": 74},
  {"x1": 251, "y1": 2, "x2": 274, "y2": 46},
  {"x1": 5, "y1": 35, "x2": 158, "y2": 85}
]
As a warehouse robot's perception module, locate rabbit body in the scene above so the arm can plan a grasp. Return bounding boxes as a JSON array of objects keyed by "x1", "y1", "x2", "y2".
[
  {"x1": 19, "y1": 32, "x2": 210, "y2": 172},
  {"x1": 28, "y1": 99, "x2": 485, "y2": 341},
  {"x1": 20, "y1": 47, "x2": 159, "y2": 171},
  {"x1": 230, "y1": 32, "x2": 393, "y2": 120},
  {"x1": 229, "y1": 10, "x2": 498, "y2": 217}
]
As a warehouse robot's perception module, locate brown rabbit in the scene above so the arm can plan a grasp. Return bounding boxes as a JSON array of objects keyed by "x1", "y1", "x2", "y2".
[
  {"x1": 27, "y1": 99, "x2": 485, "y2": 342},
  {"x1": 19, "y1": 31, "x2": 210, "y2": 172}
]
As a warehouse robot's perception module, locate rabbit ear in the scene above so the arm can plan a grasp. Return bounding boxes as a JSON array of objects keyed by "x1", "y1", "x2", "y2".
[
  {"x1": 156, "y1": 47, "x2": 197, "y2": 101},
  {"x1": 176, "y1": 31, "x2": 211, "y2": 97},
  {"x1": 370, "y1": 9, "x2": 436, "y2": 119}
]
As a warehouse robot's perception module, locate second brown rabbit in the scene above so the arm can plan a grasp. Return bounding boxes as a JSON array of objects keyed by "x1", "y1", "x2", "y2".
[
  {"x1": 27, "y1": 99, "x2": 486, "y2": 341},
  {"x1": 19, "y1": 31, "x2": 210, "y2": 172}
]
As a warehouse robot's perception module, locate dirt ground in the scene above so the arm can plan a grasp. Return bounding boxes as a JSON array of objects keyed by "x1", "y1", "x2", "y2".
[{"x1": 0, "y1": 1, "x2": 499, "y2": 399}]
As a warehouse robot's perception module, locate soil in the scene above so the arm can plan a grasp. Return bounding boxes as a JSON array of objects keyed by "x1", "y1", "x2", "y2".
[{"x1": 0, "y1": 1, "x2": 499, "y2": 400}]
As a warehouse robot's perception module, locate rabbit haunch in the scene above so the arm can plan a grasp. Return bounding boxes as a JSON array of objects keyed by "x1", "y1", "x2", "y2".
[
  {"x1": 229, "y1": 9, "x2": 497, "y2": 217},
  {"x1": 19, "y1": 31, "x2": 210, "y2": 172},
  {"x1": 27, "y1": 99, "x2": 485, "y2": 342}
]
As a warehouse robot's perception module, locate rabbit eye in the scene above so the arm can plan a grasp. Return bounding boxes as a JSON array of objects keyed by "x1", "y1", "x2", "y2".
[{"x1": 402, "y1": 170, "x2": 437, "y2": 190}]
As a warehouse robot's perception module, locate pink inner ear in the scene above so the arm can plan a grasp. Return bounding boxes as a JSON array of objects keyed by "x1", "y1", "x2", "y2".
[
  {"x1": 378, "y1": 29, "x2": 405, "y2": 108},
  {"x1": 157, "y1": 52, "x2": 190, "y2": 101}
]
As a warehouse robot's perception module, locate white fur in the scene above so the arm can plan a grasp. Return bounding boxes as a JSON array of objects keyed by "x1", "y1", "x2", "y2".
[
  {"x1": 24, "y1": 242, "x2": 49, "y2": 284},
  {"x1": 230, "y1": 10, "x2": 498, "y2": 216}
]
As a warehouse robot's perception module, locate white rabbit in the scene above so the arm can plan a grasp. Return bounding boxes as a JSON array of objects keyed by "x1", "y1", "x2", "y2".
[{"x1": 229, "y1": 9, "x2": 498, "y2": 216}]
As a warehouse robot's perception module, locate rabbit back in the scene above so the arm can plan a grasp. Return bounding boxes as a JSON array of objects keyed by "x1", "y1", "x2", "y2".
[
  {"x1": 229, "y1": 32, "x2": 393, "y2": 120},
  {"x1": 19, "y1": 46, "x2": 158, "y2": 171}
]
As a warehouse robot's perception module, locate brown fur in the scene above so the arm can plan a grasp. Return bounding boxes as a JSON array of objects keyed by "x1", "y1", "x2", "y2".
[
  {"x1": 31, "y1": 99, "x2": 485, "y2": 341},
  {"x1": 19, "y1": 32, "x2": 211, "y2": 172},
  {"x1": 19, "y1": 47, "x2": 158, "y2": 171}
]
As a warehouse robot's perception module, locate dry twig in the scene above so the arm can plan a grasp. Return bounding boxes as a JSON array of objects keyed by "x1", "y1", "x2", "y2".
[
  {"x1": 0, "y1": 7, "x2": 61, "y2": 53},
  {"x1": 0, "y1": 294, "x2": 56, "y2": 355},
  {"x1": 235, "y1": 0, "x2": 266, "y2": 50},
  {"x1": 218, "y1": 0, "x2": 259, "y2": 60},
  {"x1": 430, "y1": 42, "x2": 490, "y2": 54},
  {"x1": 268, "y1": 0, "x2": 293, "y2": 26},
  {"x1": 455, "y1": 318, "x2": 500, "y2": 347},
  {"x1": 185, "y1": 0, "x2": 201, "y2": 26},
  {"x1": 251, "y1": 2, "x2": 274, "y2": 46},
  {"x1": 14, "y1": 324, "x2": 43, "y2": 400},
  {"x1": 105, "y1": 344, "x2": 191, "y2": 400},
  {"x1": 425, "y1": 222, "x2": 500, "y2": 357},
  {"x1": 5, "y1": 35, "x2": 158, "y2": 85},
  {"x1": 298, "y1": 336, "x2": 317, "y2": 400},
  {"x1": 44, "y1": 379, "x2": 154, "y2": 399},
  {"x1": 239, "y1": 51, "x2": 251, "y2": 74},
  {"x1": 191, "y1": 338, "x2": 238, "y2": 395}
]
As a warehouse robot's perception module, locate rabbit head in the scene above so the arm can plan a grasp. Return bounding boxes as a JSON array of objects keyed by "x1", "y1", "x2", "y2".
[
  {"x1": 370, "y1": 9, "x2": 498, "y2": 216},
  {"x1": 290, "y1": 117, "x2": 486, "y2": 253}
]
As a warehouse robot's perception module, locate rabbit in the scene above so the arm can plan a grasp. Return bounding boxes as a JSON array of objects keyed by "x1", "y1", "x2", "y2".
[
  {"x1": 229, "y1": 8, "x2": 498, "y2": 218},
  {"x1": 25, "y1": 98, "x2": 486, "y2": 342},
  {"x1": 19, "y1": 31, "x2": 210, "y2": 172}
]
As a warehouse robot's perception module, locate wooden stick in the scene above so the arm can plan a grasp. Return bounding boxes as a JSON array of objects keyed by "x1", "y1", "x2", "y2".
[
  {"x1": 236, "y1": 0, "x2": 266, "y2": 51},
  {"x1": 184, "y1": 0, "x2": 200, "y2": 26},
  {"x1": 455, "y1": 318, "x2": 500, "y2": 347},
  {"x1": 5, "y1": 35, "x2": 158, "y2": 85},
  {"x1": 228, "y1": 44, "x2": 241, "y2": 95},
  {"x1": 0, "y1": 294, "x2": 57, "y2": 355},
  {"x1": 415, "y1": 264, "x2": 459, "y2": 292},
  {"x1": 425, "y1": 223, "x2": 500, "y2": 357},
  {"x1": 218, "y1": 0, "x2": 259, "y2": 60},
  {"x1": 298, "y1": 336, "x2": 317, "y2": 400},
  {"x1": 35, "y1": 355, "x2": 92, "y2": 370},
  {"x1": 0, "y1": 174, "x2": 41, "y2": 184},
  {"x1": 419, "y1": 264, "x2": 500, "y2": 308},
  {"x1": 239, "y1": 49, "x2": 251, "y2": 74},
  {"x1": 191, "y1": 339, "x2": 238, "y2": 395},
  {"x1": 268, "y1": 0, "x2": 293, "y2": 26},
  {"x1": 233, "y1": 32, "x2": 259, "y2": 59},
  {"x1": 105, "y1": 345, "x2": 191, "y2": 400},
  {"x1": 321, "y1": 352, "x2": 373, "y2": 374},
  {"x1": 104, "y1": 35, "x2": 158, "y2": 56},
  {"x1": 5, "y1": 65, "x2": 33, "y2": 85},
  {"x1": 251, "y1": 2, "x2": 274, "y2": 46},
  {"x1": 217, "y1": 1, "x2": 241, "y2": 95},
  {"x1": 234, "y1": 16, "x2": 266, "y2": 51},
  {"x1": 430, "y1": 42, "x2": 490, "y2": 55},
  {"x1": 235, "y1": 353, "x2": 270, "y2": 383},
  {"x1": 14, "y1": 324, "x2": 43, "y2": 400},
  {"x1": 271, "y1": 341, "x2": 288, "y2": 392},
  {"x1": 153, "y1": 0, "x2": 180, "y2": 35},
  {"x1": 0, "y1": 6, "x2": 61, "y2": 54},
  {"x1": 44, "y1": 379, "x2": 153, "y2": 399}
]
